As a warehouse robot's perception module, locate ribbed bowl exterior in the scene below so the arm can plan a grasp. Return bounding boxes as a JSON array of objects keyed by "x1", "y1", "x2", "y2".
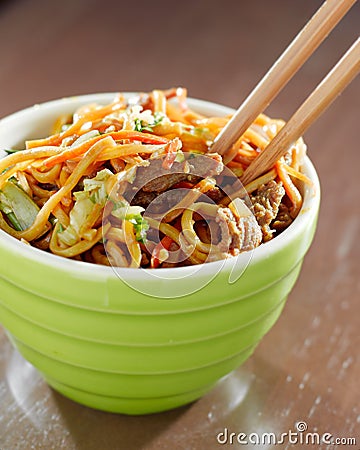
[
  {"x1": 0, "y1": 227, "x2": 315, "y2": 414},
  {"x1": 0, "y1": 95, "x2": 320, "y2": 414}
]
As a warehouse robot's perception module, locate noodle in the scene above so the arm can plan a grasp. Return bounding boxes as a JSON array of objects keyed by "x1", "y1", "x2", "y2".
[
  {"x1": 29, "y1": 163, "x2": 62, "y2": 183},
  {"x1": 181, "y1": 205, "x2": 217, "y2": 254}
]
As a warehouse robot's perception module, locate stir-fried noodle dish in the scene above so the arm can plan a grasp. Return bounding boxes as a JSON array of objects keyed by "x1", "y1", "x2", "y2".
[{"x1": 0, "y1": 88, "x2": 311, "y2": 268}]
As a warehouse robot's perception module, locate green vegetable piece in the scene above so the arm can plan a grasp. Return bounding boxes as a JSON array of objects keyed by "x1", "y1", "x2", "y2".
[
  {"x1": 0, "y1": 181, "x2": 40, "y2": 230},
  {"x1": 5, "y1": 212, "x2": 23, "y2": 231},
  {"x1": 133, "y1": 112, "x2": 164, "y2": 133},
  {"x1": 126, "y1": 214, "x2": 149, "y2": 243}
]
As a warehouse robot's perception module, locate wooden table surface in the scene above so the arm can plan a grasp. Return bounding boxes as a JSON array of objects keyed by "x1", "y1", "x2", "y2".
[{"x1": 0, "y1": 0, "x2": 359, "y2": 449}]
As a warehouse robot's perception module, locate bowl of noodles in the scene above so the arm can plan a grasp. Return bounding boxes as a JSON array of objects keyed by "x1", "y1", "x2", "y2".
[{"x1": 0, "y1": 89, "x2": 320, "y2": 414}]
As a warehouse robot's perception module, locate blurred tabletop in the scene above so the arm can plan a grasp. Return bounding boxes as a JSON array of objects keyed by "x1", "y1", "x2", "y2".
[{"x1": 0, "y1": 0, "x2": 359, "y2": 449}]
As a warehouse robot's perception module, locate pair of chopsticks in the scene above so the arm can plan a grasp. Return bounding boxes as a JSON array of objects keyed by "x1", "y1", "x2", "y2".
[{"x1": 211, "y1": 0, "x2": 359, "y2": 186}]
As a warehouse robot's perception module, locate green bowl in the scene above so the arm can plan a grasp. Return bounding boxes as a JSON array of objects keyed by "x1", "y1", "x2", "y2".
[{"x1": 0, "y1": 94, "x2": 320, "y2": 414}]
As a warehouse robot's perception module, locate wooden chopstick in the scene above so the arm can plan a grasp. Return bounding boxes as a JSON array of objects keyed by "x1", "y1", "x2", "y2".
[
  {"x1": 240, "y1": 38, "x2": 360, "y2": 186},
  {"x1": 210, "y1": 0, "x2": 357, "y2": 158}
]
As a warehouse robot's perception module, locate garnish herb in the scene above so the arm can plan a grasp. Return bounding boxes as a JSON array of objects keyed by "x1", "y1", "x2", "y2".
[
  {"x1": 126, "y1": 214, "x2": 149, "y2": 243},
  {"x1": 134, "y1": 112, "x2": 164, "y2": 133}
]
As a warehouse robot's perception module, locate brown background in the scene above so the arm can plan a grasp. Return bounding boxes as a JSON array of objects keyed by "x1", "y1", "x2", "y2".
[{"x1": 0, "y1": 0, "x2": 359, "y2": 449}]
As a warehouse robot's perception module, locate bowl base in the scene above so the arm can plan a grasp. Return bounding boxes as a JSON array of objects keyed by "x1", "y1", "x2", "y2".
[{"x1": 44, "y1": 375, "x2": 215, "y2": 415}]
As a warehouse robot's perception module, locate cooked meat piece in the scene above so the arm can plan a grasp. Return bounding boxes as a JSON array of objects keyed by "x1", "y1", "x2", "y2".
[
  {"x1": 130, "y1": 189, "x2": 157, "y2": 209},
  {"x1": 140, "y1": 252, "x2": 150, "y2": 267},
  {"x1": 205, "y1": 186, "x2": 225, "y2": 203},
  {"x1": 251, "y1": 180, "x2": 285, "y2": 242},
  {"x1": 129, "y1": 183, "x2": 223, "y2": 211},
  {"x1": 188, "y1": 152, "x2": 223, "y2": 178},
  {"x1": 134, "y1": 153, "x2": 223, "y2": 193},
  {"x1": 141, "y1": 172, "x2": 200, "y2": 193},
  {"x1": 272, "y1": 203, "x2": 293, "y2": 231},
  {"x1": 127, "y1": 153, "x2": 224, "y2": 210},
  {"x1": 139, "y1": 189, "x2": 187, "y2": 215},
  {"x1": 214, "y1": 203, "x2": 262, "y2": 256},
  {"x1": 32, "y1": 231, "x2": 52, "y2": 250}
]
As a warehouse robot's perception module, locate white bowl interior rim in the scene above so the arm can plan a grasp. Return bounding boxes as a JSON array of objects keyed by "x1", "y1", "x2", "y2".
[{"x1": 0, "y1": 93, "x2": 320, "y2": 280}]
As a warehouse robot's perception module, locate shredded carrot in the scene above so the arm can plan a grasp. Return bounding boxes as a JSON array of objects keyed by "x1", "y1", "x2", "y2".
[
  {"x1": 282, "y1": 163, "x2": 313, "y2": 185},
  {"x1": 235, "y1": 148, "x2": 258, "y2": 159},
  {"x1": 26, "y1": 101, "x2": 125, "y2": 149},
  {"x1": 276, "y1": 161, "x2": 302, "y2": 217},
  {"x1": 162, "y1": 138, "x2": 181, "y2": 170},
  {"x1": 42, "y1": 131, "x2": 169, "y2": 168},
  {"x1": 151, "y1": 236, "x2": 174, "y2": 268}
]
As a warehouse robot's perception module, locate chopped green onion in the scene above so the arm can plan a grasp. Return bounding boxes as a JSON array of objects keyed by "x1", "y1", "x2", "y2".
[
  {"x1": 5, "y1": 212, "x2": 23, "y2": 231},
  {"x1": 126, "y1": 214, "x2": 149, "y2": 243},
  {"x1": 133, "y1": 112, "x2": 164, "y2": 133}
]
